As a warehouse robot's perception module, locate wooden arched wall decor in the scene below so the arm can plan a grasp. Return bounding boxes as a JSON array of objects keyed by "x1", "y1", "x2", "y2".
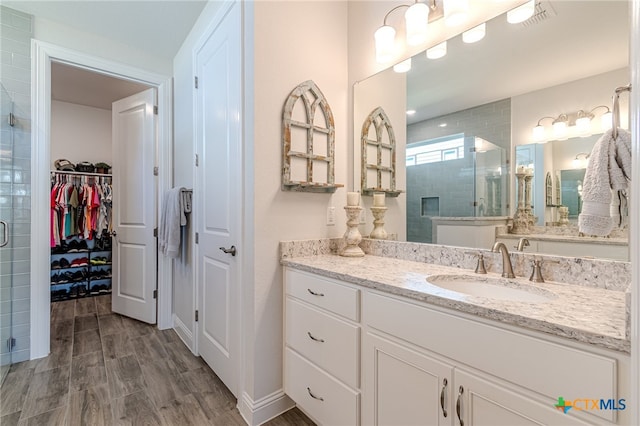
[
  {"x1": 282, "y1": 80, "x2": 342, "y2": 192},
  {"x1": 361, "y1": 107, "x2": 402, "y2": 197}
]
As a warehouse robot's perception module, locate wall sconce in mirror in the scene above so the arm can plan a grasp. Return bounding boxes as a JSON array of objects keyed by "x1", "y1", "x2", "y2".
[
  {"x1": 572, "y1": 152, "x2": 590, "y2": 169},
  {"x1": 531, "y1": 106, "x2": 612, "y2": 143},
  {"x1": 361, "y1": 107, "x2": 403, "y2": 197}
]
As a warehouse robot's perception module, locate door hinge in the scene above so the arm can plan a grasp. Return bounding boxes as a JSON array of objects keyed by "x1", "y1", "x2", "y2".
[
  {"x1": 153, "y1": 105, "x2": 158, "y2": 115},
  {"x1": 195, "y1": 232, "x2": 199, "y2": 244},
  {"x1": 153, "y1": 289, "x2": 157, "y2": 299},
  {"x1": 471, "y1": 201, "x2": 478, "y2": 207},
  {"x1": 7, "y1": 337, "x2": 16, "y2": 351},
  {"x1": 153, "y1": 166, "x2": 159, "y2": 176},
  {"x1": 8, "y1": 113, "x2": 15, "y2": 127},
  {"x1": 194, "y1": 76, "x2": 199, "y2": 89},
  {"x1": 153, "y1": 227, "x2": 158, "y2": 237},
  {"x1": 195, "y1": 154, "x2": 199, "y2": 167},
  {"x1": 195, "y1": 310, "x2": 199, "y2": 322}
]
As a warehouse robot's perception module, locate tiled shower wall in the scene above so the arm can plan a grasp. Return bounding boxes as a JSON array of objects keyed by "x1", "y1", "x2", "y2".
[
  {"x1": 1, "y1": 6, "x2": 33, "y2": 363},
  {"x1": 406, "y1": 99, "x2": 511, "y2": 243}
]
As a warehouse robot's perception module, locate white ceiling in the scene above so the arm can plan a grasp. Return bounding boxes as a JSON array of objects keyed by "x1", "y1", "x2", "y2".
[
  {"x1": 4, "y1": 0, "x2": 207, "y2": 109},
  {"x1": 404, "y1": 0, "x2": 629, "y2": 124},
  {"x1": 4, "y1": 0, "x2": 207, "y2": 62}
]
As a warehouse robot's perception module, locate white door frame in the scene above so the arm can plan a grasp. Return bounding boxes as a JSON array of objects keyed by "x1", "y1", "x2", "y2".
[{"x1": 30, "y1": 40, "x2": 173, "y2": 359}]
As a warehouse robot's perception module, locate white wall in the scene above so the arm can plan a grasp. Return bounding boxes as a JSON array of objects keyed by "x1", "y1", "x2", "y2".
[
  {"x1": 250, "y1": 0, "x2": 349, "y2": 402},
  {"x1": 50, "y1": 100, "x2": 112, "y2": 168},
  {"x1": 34, "y1": 17, "x2": 171, "y2": 75}
]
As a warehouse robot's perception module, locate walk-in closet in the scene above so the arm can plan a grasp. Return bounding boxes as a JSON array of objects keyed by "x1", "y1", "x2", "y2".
[{"x1": 49, "y1": 62, "x2": 150, "y2": 303}]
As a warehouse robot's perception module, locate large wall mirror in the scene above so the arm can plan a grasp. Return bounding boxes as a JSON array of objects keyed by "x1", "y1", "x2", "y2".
[{"x1": 353, "y1": 0, "x2": 630, "y2": 260}]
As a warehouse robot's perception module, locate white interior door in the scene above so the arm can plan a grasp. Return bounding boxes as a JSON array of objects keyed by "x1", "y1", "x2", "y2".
[
  {"x1": 195, "y1": 3, "x2": 241, "y2": 397},
  {"x1": 111, "y1": 88, "x2": 157, "y2": 324}
]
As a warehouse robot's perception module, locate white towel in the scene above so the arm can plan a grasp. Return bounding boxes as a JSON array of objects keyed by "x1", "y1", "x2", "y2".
[
  {"x1": 578, "y1": 128, "x2": 631, "y2": 236},
  {"x1": 159, "y1": 187, "x2": 187, "y2": 258}
]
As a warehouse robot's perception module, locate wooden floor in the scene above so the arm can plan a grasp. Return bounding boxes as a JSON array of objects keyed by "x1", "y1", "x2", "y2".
[{"x1": 0, "y1": 296, "x2": 314, "y2": 425}]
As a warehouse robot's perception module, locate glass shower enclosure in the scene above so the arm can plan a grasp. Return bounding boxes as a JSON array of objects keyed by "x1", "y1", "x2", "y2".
[{"x1": 406, "y1": 135, "x2": 508, "y2": 243}]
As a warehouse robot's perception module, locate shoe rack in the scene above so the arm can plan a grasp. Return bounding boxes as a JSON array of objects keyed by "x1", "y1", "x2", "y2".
[{"x1": 50, "y1": 235, "x2": 112, "y2": 301}]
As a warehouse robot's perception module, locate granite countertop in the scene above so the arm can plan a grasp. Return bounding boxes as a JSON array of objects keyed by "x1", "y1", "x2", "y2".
[{"x1": 281, "y1": 254, "x2": 629, "y2": 354}]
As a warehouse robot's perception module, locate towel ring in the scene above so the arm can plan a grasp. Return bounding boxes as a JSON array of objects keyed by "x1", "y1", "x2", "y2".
[{"x1": 612, "y1": 84, "x2": 631, "y2": 139}]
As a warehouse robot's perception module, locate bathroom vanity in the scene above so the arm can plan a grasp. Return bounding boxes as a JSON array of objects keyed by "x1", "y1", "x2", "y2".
[{"x1": 281, "y1": 247, "x2": 630, "y2": 426}]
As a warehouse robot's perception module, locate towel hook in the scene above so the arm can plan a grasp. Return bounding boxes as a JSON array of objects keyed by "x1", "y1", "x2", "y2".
[{"x1": 612, "y1": 84, "x2": 632, "y2": 139}]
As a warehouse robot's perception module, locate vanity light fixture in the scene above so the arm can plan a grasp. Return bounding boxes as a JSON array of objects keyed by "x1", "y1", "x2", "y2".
[
  {"x1": 374, "y1": 0, "x2": 441, "y2": 63},
  {"x1": 552, "y1": 114, "x2": 569, "y2": 140},
  {"x1": 406, "y1": 109, "x2": 417, "y2": 115},
  {"x1": 575, "y1": 105, "x2": 611, "y2": 136},
  {"x1": 444, "y1": 0, "x2": 469, "y2": 26},
  {"x1": 572, "y1": 152, "x2": 590, "y2": 169},
  {"x1": 393, "y1": 58, "x2": 412, "y2": 73},
  {"x1": 462, "y1": 22, "x2": 486, "y2": 43},
  {"x1": 507, "y1": 0, "x2": 536, "y2": 24},
  {"x1": 426, "y1": 41, "x2": 447, "y2": 59},
  {"x1": 532, "y1": 116, "x2": 555, "y2": 142}
]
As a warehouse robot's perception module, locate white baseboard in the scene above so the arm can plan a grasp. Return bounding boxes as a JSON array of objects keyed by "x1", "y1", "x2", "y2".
[
  {"x1": 237, "y1": 389, "x2": 295, "y2": 426},
  {"x1": 172, "y1": 313, "x2": 195, "y2": 353}
]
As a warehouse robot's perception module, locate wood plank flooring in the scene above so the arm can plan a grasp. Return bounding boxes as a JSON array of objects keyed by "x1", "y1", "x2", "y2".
[{"x1": 0, "y1": 296, "x2": 315, "y2": 426}]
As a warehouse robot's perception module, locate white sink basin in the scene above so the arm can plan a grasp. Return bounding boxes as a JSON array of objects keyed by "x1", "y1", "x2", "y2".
[{"x1": 426, "y1": 274, "x2": 555, "y2": 303}]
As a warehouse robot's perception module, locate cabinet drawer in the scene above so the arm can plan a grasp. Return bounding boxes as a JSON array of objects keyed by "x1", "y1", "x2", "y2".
[
  {"x1": 364, "y1": 291, "x2": 617, "y2": 423},
  {"x1": 285, "y1": 348, "x2": 360, "y2": 426},
  {"x1": 285, "y1": 268, "x2": 359, "y2": 321},
  {"x1": 286, "y1": 297, "x2": 360, "y2": 388}
]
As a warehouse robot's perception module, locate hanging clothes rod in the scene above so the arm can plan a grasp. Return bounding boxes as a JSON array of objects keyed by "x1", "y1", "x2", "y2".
[
  {"x1": 51, "y1": 170, "x2": 113, "y2": 177},
  {"x1": 612, "y1": 84, "x2": 632, "y2": 139}
]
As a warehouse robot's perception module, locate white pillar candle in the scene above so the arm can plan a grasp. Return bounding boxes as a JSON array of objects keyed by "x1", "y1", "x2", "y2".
[
  {"x1": 373, "y1": 192, "x2": 386, "y2": 207},
  {"x1": 347, "y1": 191, "x2": 360, "y2": 206}
]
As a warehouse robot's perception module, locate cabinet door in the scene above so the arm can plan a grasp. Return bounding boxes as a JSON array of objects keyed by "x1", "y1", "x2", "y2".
[
  {"x1": 363, "y1": 332, "x2": 453, "y2": 426},
  {"x1": 453, "y1": 369, "x2": 592, "y2": 426}
]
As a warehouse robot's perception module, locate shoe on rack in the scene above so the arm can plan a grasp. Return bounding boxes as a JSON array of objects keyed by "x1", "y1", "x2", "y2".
[
  {"x1": 51, "y1": 260, "x2": 61, "y2": 269},
  {"x1": 67, "y1": 240, "x2": 79, "y2": 253},
  {"x1": 59, "y1": 257, "x2": 70, "y2": 268},
  {"x1": 78, "y1": 240, "x2": 89, "y2": 251},
  {"x1": 71, "y1": 257, "x2": 88, "y2": 267}
]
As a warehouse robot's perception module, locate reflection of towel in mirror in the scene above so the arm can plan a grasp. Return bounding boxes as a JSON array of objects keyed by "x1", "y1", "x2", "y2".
[
  {"x1": 578, "y1": 128, "x2": 631, "y2": 236},
  {"x1": 159, "y1": 187, "x2": 187, "y2": 258}
]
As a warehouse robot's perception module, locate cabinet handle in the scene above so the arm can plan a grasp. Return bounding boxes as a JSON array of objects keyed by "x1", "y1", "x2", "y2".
[
  {"x1": 456, "y1": 385, "x2": 464, "y2": 426},
  {"x1": 307, "y1": 288, "x2": 325, "y2": 297},
  {"x1": 307, "y1": 331, "x2": 325, "y2": 343},
  {"x1": 440, "y1": 378, "x2": 448, "y2": 418},
  {"x1": 307, "y1": 387, "x2": 324, "y2": 401},
  {"x1": 0, "y1": 220, "x2": 8, "y2": 248}
]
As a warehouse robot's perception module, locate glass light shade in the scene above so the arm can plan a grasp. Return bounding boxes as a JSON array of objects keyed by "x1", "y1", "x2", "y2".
[
  {"x1": 426, "y1": 41, "x2": 447, "y2": 59},
  {"x1": 444, "y1": 0, "x2": 468, "y2": 26},
  {"x1": 393, "y1": 58, "x2": 412, "y2": 73},
  {"x1": 552, "y1": 120, "x2": 568, "y2": 139},
  {"x1": 532, "y1": 125, "x2": 545, "y2": 142},
  {"x1": 575, "y1": 116, "x2": 592, "y2": 135},
  {"x1": 572, "y1": 158, "x2": 581, "y2": 169},
  {"x1": 601, "y1": 111, "x2": 613, "y2": 130},
  {"x1": 406, "y1": 109, "x2": 416, "y2": 115},
  {"x1": 375, "y1": 25, "x2": 396, "y2": 63},
  {"x1": 507, "y1": 0, "x2": 535, "y2": 24},
  {"x1": 462, "y1": 23, "x2": 486, "y2": 43},
  {"x1": 405, "y1": 2, "x2": 429, "y2": 46}
]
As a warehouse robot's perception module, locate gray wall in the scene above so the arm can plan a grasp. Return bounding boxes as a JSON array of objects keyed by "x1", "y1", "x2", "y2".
[
  {"x1": 406, "y1": 99, "x2": 510, "y2": 243},
  {"x1": 1, "y1": 6, "x2": 33, "y2": 364}
]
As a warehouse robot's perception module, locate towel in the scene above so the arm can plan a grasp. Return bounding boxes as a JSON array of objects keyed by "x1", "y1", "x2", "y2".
[
  {"x1": 159, "y1": 187, "x2": 187, "y2": 258},
  {"x1": 578, "y1": 128, "x2": 631, "y2": 236}
]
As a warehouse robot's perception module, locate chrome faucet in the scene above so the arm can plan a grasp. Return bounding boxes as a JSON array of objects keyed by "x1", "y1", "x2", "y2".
[
  {"x1": 517, "y1": 237, "x2": 530, "y2": 251},
  {"x1": 491, "y1": 242, "x2": 516, "y2": 278}
]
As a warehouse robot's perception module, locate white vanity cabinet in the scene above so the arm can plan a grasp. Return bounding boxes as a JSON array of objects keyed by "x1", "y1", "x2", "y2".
[
  {"x1": 283, "y1": 269, "x2": 362, "y2": 425},
  {"x1": 284, "y1": 267, "x2": 629, "y2": 426}
]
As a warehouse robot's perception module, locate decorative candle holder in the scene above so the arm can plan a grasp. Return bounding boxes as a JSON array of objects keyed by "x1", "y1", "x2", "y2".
[
  {"x1": 341, "y1": 206, "x2": 365, "y2": 257},
  {"x1": 369, "y1": 206, "x2": 388, "y2": 239},
  {"x1": 511, "y1": 171, "x2": 531, "y2": 234}
]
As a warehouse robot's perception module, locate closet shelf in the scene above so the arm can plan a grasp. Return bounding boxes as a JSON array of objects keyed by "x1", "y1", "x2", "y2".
[{"x1": 51, "y1": 170, "x2": 112, "y2": 177}]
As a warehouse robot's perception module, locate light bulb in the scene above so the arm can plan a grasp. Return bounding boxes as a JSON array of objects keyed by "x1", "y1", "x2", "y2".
[
  {"x1": 405, "y1": 2, "x2": 429, "y2": 46},
  {"x1": 462, "y1": 23, "x2": 486, "y2": 43},
  {"x1": 552, "y1": 120, "x2": 568, "y2": 140},
  {"x1": 426, "y1": 41, "x2": 447, "y2": 59},
  {"x1": 575, "y1": 116, "x2": 592, "y2": 136},
  {"x1": 444, "y1": 0, "x2": 469, "y2": 26},
  {"x1": 375, "y1": 25, "x2": 396, "y2": 63},
  {"x1": 507, "y1": 0, "x2": 535, "y2": 24},
  {"x1": 393, "y1": 58, "x2": 412, "y2": 73},
  {"x1": 532, "y1": 125, "x2": 545, "y2": 142},
  {"x1": 601, "y1": 111, "x2": 613, "y2": 130}
]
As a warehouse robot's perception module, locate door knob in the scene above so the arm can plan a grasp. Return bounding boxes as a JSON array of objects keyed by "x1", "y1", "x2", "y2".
[{"x1": 219, "y1": 245, "x2": 237, "y2": 256}]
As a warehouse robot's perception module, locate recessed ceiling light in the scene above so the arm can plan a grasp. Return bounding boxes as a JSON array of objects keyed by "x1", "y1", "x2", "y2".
[{"x1": 406, "y1": 110, "x2": 416, "y2": 115}]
